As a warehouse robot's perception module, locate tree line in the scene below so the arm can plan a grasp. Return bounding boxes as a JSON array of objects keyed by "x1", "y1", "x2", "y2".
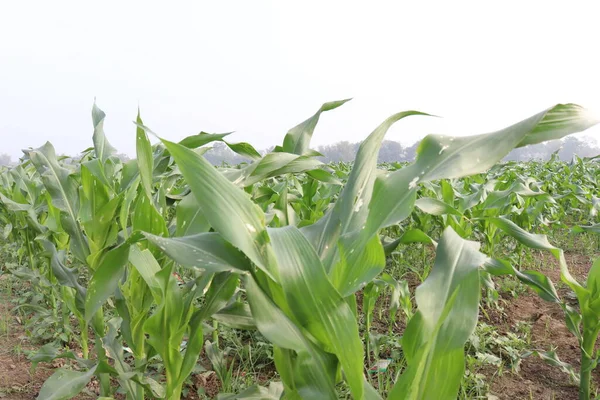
[
  {"x1": 201, "y1": 136, "x2": 600, "y2": 165},
  {"x1": 1, "y1": 136, "x2": 598, "y2": 167}
]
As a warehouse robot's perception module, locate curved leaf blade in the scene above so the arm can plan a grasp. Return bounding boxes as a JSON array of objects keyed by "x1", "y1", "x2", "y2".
[
  {"x1": 37, "y1": 365, "x2": 97, "y2": 400},
  {"x1": 390, "y1": 227, "x2": 486, "y2": 400}
]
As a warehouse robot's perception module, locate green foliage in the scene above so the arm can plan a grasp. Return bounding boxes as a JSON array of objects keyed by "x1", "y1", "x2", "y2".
[{"x1": 0, "y1": 100, "x2": 597, "y2": 400}]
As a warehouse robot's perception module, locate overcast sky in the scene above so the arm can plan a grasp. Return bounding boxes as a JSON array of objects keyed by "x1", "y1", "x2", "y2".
[{"x1": 1, "y1": 1, "x2": 599, "y2": 159}]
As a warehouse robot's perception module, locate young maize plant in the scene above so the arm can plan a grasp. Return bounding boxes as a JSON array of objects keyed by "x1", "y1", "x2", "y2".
[{"x1": 0, "y1": 100, "x2": 597, "y2": 400}]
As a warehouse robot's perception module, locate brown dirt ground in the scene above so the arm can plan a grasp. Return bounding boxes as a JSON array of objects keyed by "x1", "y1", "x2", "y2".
[
  {"x1": 484, "y1": 252, "x2": 600, "y2": 400},
  {"x1": 1, "y1": 250, "x2": 598, "y2": 399},
  {"x1": 360, "y1": 250, "x2": 600, "y2": 399},
  {"x1": 0, "y1": 278, "x2": 274, "y2": 399},
  {"x1": 0, "y1": 278, "x2": 100, "y2": 400},
  {"x1": 0, "y1": 288, "x2": 63, "y2": 399}
]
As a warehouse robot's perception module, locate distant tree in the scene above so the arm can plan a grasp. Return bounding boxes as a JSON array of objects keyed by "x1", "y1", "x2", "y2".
[
  {"x1": 0, "y1": 153, "x2": 12, "y2": 166},
  {"x1": 400, "y1": 141, "x2": 420, "y2": 162},
  {"x1": 378, "y1": 140, "x2": 404, "y2": 163},
  {"x1": 180, "y1": 136, "x2": 600, "y2": 166},
  {"x1": 317, "y1": 141, "x2": 359, "y2": 162},
  {"x1": 558, "y1": 136, "x2": 600, "y2": 160},
  {"x1": 504, "y1": 137, "x2": 600, "y2": 161}
]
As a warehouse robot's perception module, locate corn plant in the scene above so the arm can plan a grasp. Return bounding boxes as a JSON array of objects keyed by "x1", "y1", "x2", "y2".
[
  {"x1": 482, "y1": 218, "x2": 600, "y2": 400},
  {"x1": 0, "y1": 99, "x2": 597, "y2": 399}
]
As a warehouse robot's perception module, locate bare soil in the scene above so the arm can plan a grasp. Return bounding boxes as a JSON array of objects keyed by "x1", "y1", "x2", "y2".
[
  {"x1": 0, "y1": 280, "x2": 274, "y2": 399},
  {"x1": 1, "y1": 250, "x2": 598, "y2": 399},
  {"x1": 0, "y1": 288, "x2": 56, "y2": 399},
  {"x1": 485, "y1": 252, "x2": 600, "y2": 400}
]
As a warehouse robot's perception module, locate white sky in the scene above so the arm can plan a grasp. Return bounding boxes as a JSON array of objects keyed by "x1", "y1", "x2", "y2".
[{"x1": 1, "y1": 1, "x2": 599, "y2": 158}]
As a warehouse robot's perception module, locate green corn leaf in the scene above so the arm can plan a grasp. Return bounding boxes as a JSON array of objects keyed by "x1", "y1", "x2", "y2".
[
  {"x1": 85, "y1": 243, "x2": 131, "y2": 321},
  {"x1": 245, "y1": 275, "x2": 338, "y2": 399},
  {"x1": 586, "y1": 257, "x2": 600, "y2": 295},
  {"x1": 179, "y1": 132, "x2": 232, "y2": 148},
  {"x1": 517, "y1": 103, "x2": 599, "y2": 147},
  {"x1": 488, "y1": 217, "x2": 585, "y2": 299},
  {"x1": 119, "y1": 176, "x2": 139, "y2": 236},
  {"x1": 136, "y1": 110, "x2": 154, "y2": 200},
  {"x1": 37, "y1": 238, "x2": 87, "y2": 314},
  {"x1": 281, "y1": 99, "x2": 351, "y2": 155},
  {"x1": 367, "y1": 104, "x2": 598, "y2": 240},
  {"x1": 121, "y1": 159, "x2": 140, "y2": 191},
  {"x1": 177, "y1": 305, "x2": 208, "y2": 391},
  {"x1": 213, "y1": 302, "x2": 256, "y2": 330},
  {"x1": 0, "y1": 192, "x2": 46, "y2": 233},
  {"x1": 143, "y1": 232, "x2": 251, "y2": 273},
  {"x1": 29, "y1": 344, "x2": 77, "y2": 372},
  {"x1": 79, "y1": 162, "x2": 110, "y2": 220},
  {"x1": 226, "y1": 152, "x2": 326, "y2": 187},
  {"x1": 2, "y1": 222, "x2": 12, "y2": 238},
  {"x1": 415, "y1": 197, "x2": 462, "y2": 216},
  {"x1": 197, "y1": 272, "x2": 240, "y2": 320},
  {"x1": 440, "y1": 180, "x2": 454, "y2": 205},
  {"x1": 179, "y1": 131, "x2": 261, "y2": 160},
  {"x1": 268, "y1": 225, "x2": 365, "y2": 399},
  {"x1": 363, "y1": 280, "x2": 383, "y2": 336},
  {"x1": 92, "y1": 102, "x2": 116, "y2": 162},
  {"x1": 175, "y1": 193, "x2": 210, "y2": 236},
  {"x1": 524, "y1": 350, "x2": 579, "y2": 383},
  {"x1": 483, "y1": 257, "x2": 560, "y2": 303},
  {"x1": 37, "y1": 365, "x2": 97, "y2": 400},
  {"x1": 81, "y1": 191, "x2": 122, "y2": 253},
  {"x1": 417, "y1": 104, "x2": 598, "y2": 183},
  {"x1": 132, "y1": 190, "x2": 168, "y2": 237},
  {"x1": 226, "y1": 141, "x2": 262, "y2": 160},
  {"x1": 303, "y1": 111, "x2": 427, "y2": 259},
  {"x1": 383, "y1": 228, "x2": 436, "y2": 256},
  {"x1": 128, "y1": 246, "x2": 162, "y2": 302},
  {"x1": 376, "y1": 273, "x2": 404, "y2": 322},
  {"x1": 81, "y1": 158, "x2": 114, "y2": 191},
  {"x1": 143, "y1": 265, "x2": 188, "y2": 399},
  {"x1": 116, "y1": 263, "x2": 155, "y2": 358},
  {"x1": 158, "y1": 136, "x2": 278, "y2": 280},
  {"x1": 101, "y1": 317, "x2": 143, "y2": 398},
  {"x1": 302, "y1": 111, "x2": 428, "y2": 296},
  {"x1": 25, "y1": 142, "x2": 89, "y2": 262},
  {"x1": 272, "y1": 186, "x2": 291, "y2": 227},
  {"x1": 249, "y1": 153, "x2": 320, "y2": 177},
  {"x1": 306, "y1": 168, "x2": 343, "y2": 185},
  {"x1": 331, "y1": 231, "x2": 386, "y2": 297},
  {"x1": 248, "y1": 153, "x2": 324, "y2": 185},
  {"x1": 390, "y1": 227, "x2": 486, "y2": 400},
  {"x1": 482, "y1": 180, "x2": 547, "y2": 209},
  {"x1": 573, "y1": 223, "x2": 600, "y2": 235}
]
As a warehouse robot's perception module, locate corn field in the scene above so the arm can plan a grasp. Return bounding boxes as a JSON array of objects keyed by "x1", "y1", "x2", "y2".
[{"x1": 0, "y1": 101, "x2": 599, "y2": 399}]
